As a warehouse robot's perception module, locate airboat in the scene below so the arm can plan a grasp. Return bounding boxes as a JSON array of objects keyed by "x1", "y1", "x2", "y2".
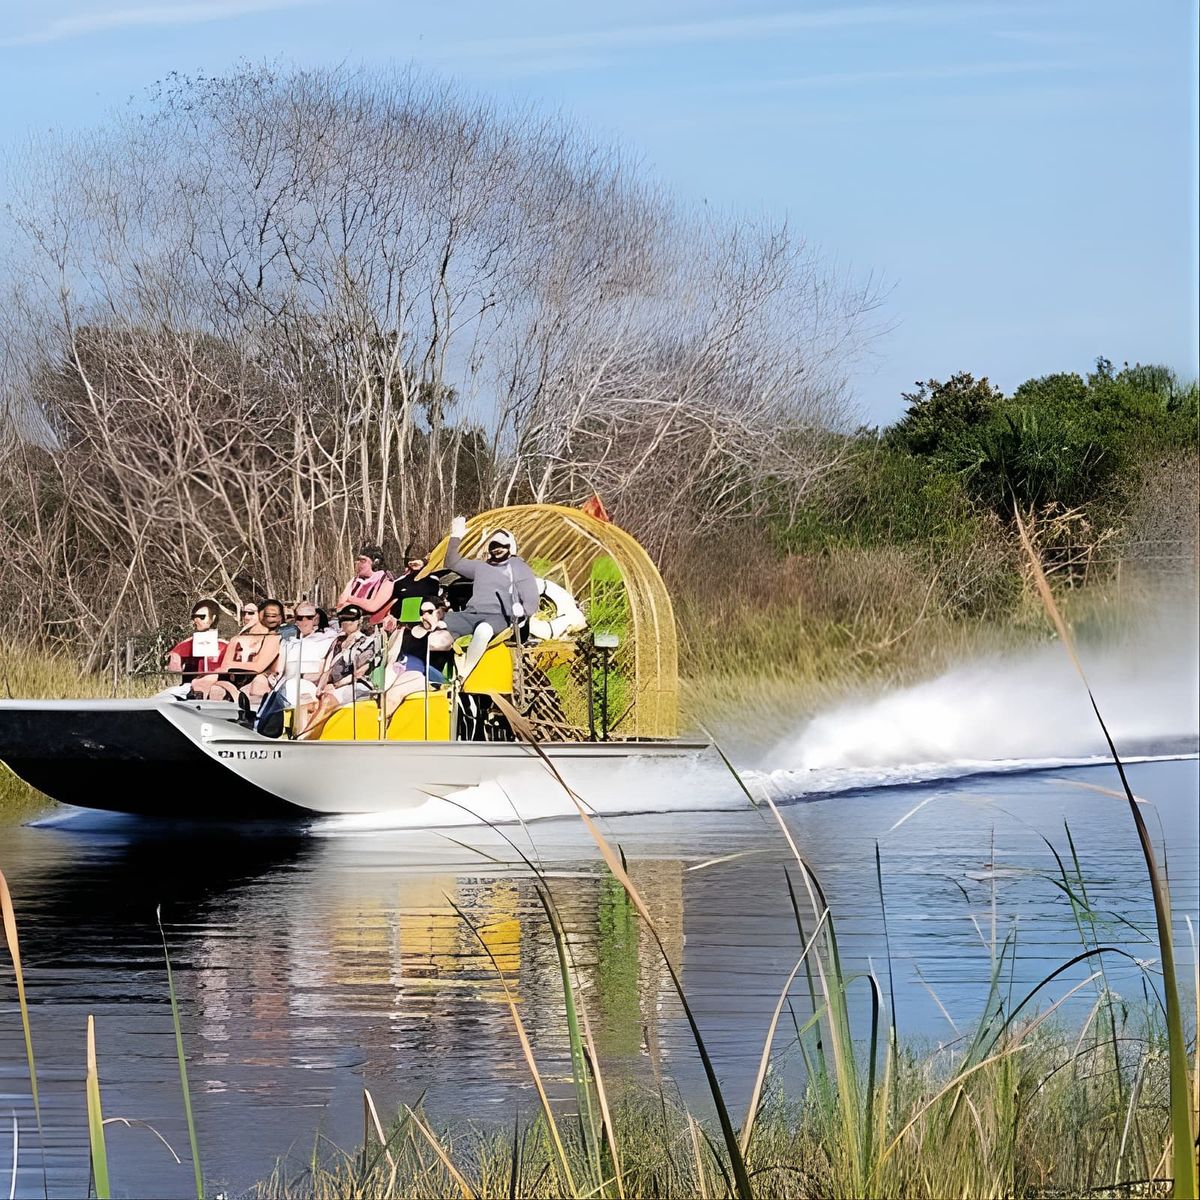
[{"x1": 0, "y1": 505, "x2": 711, "y2": 822}]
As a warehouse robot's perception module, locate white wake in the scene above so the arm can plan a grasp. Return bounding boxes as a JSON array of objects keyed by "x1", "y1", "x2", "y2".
[{"x1": 312, "y1": 626, "x2": 1200, "y2": 829}]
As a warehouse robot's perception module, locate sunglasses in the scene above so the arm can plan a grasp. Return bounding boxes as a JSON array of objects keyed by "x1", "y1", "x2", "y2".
[
  {"x1": 191, "y1": 612, "x2": 210, "y2": 620},
  {"x1": 242, "y1": 609, "x2": 257, "y2": 616},
  {"x1": 487, "y1": 543, "x2": 508, "y2": 553},
  {"x1": 295, "y1": 613, "x2": 317, "y2": 621},
  {"x1": 420, "y1": 607, "x2": 437, "y2": 615}
]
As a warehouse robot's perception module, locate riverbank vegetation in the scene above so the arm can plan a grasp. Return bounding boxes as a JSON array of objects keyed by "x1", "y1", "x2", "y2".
[{"x1": 254, "y1": 1009, "x2": 1185, "y2": 1199}]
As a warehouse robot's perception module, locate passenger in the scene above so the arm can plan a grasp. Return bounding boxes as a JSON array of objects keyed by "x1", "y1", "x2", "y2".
[
  {"x1": 276, "y1": 601, "x2": 299, "y2": 641},
  {"x1": 444, "y1": 518, "x2": 539, "y2": 681},
  {"x1": 201, "y1": 598, "x2": 283, "y2": 702},
  {"x1": 294, "y1": 605, "x2": 377, "y2": 738},
  {"x1": 159, "y1": 600, "x2": 227, "y2": 699},
  {"x1": 253, "y1": 602, "x2": 336, "y2": 734},
  {"x1": 401, "y1": 599, "x2": 455, "y2": 676},
  {"x1": 238, "y1": 598, "x2": 291, "y2": 707},
  {"x1": 334, "y1": 543, "x2": 396, "y2": 628},
  {"x1": 390, "y1": 545, "x2": 441, "y2": 611},
  {"x1": 381, "y1": 599, "x2": 453, "y2": 717},
  {"x1": 238, "y1": 601, "x2": 260, "y2": 632},
  {"x1": 259, "y1": 598, "x2": 287, "y2": 636}
]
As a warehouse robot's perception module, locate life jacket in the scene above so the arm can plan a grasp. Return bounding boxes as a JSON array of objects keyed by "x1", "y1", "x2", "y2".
[{"x1": 349, "y1": 570, "x2": 396, "y2": 626}]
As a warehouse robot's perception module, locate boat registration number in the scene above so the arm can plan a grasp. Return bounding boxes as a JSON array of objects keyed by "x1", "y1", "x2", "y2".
[{"x1": 217, "y1": 749, "x2": 283, "y2": 760}]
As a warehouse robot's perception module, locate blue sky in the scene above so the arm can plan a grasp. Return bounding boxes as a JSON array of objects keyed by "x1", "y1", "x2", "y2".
[{"x1": 1, "y1": 1, "x2": 1196, "y2": 422}]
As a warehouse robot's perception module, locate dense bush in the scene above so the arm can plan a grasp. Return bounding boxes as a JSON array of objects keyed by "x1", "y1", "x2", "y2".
[
  {"x1": 783, "y1": 358, "x2": 1196, "y2": 546},
  {"x1": 765, "y1": 358, "x2": 1197, "y2": 631},
  {"x1": 888, "y1": 359, "x2": 1197, "y2": 521}
]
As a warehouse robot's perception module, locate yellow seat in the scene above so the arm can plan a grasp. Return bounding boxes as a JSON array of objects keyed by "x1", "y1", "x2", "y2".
[
  {"x1": 318, "y1": 700, "x2": 385, "y2": 741},
  {"x1": 386, "y1": 690, "x2": 452, "y2": 741},
  {"x1": 453, "y1": 628, "x2": 516, "y2": 695},
  {"x1": 459, "y1": 642, "x2": 515, "y2": 694}
]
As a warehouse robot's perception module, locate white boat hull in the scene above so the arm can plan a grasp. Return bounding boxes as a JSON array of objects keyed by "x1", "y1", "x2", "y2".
[{"x1": 0, "y1": 699, "x2": 711, "y2": 824}]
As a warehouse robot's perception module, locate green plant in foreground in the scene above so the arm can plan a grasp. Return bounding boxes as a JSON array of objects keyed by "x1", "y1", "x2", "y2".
[
  {"x1": 86, "y1": 1014, "x2": 111, "y2": 1199},
  {"x1": 1016, "y1": 509, "x2": 1197, "y2": 1199},
  {"x1": 0, "y1": 865, "x2": 43, "y2": 1186},
  {"x1": 159, "y1": 905, "x2": 204, "y2": 1200},
  {"x1": 2, "y1": 806, "x2": 1194, "y2": 1198}
]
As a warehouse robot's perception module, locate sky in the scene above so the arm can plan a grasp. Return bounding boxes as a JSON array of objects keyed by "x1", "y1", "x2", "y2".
[{"x1": 0, "y1": 1, "x2": 1196, "y2": 423}]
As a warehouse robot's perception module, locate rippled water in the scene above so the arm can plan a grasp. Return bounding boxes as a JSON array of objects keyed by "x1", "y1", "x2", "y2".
[{"x1": 1, "y1": 756, "x2": 1197, "y2": 1198}]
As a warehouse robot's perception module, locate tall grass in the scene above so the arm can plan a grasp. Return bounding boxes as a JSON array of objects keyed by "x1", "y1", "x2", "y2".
[
  {"x1": 1015, "y1": 509, "x2": 1197, "y2": 1197},
  {"x1": 0, "y1": 865, "x2": 43, "y2": 1194},
  {"x1": 85, "y1": 1014, "x2": 111, "y2": 1199},
  {"x1": 297, "y1": 600, "x2": 1191, "y2": 1200},
  {"x1": 158, "y1": 906, "x2": 204, "y2": 1200},
  {"x1": 673, "y1": 545, "x2": 1167, "y2": 743},
  {"x1": 0, "y1": 639, "x2": 157, "y2": 702},
  {"x1": 250, "y1": 685, "x2": 1196, "y2": 1198}
]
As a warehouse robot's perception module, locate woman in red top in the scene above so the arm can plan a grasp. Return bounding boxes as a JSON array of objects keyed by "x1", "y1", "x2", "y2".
[{"x1": 164, "y1": 600, "x2": 228, "y2": 698}]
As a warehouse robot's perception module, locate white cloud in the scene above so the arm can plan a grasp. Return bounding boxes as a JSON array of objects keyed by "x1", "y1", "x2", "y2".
[
  {"x1": 435, "y1": 4, "x2": 1009, "y2": 63},
  {"x1": 726, "y1": 58, "x2": 1087, "y2": 92},
  {"x1": 0, "y1": 0, "x2": 325, "y2": 48}
]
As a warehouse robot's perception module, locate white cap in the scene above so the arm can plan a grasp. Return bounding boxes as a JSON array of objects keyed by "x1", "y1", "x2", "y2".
[{"x1": 487, "y1": 528, "x2": 517, "y2": 553}]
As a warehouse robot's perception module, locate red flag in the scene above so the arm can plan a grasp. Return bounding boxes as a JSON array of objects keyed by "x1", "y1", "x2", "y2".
[{"x1": 580, "y1": 494, "x2": 611, "y2": 523}]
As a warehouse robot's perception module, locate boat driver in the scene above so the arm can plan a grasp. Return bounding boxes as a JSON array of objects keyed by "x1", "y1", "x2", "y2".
[{"x1": 444, "y1": 517, "x2": 540, "y2": 681}]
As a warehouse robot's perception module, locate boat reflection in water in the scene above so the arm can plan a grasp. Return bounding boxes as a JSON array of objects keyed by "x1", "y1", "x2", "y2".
[
  {"x1": 186, "y1": 839, "x2": 687, "y2": 1083},
  {"x1": 1, "y1": 815, "x2": 692, "y2": 1198}
]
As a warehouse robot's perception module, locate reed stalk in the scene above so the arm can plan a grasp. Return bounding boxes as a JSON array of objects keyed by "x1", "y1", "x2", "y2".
[
  {"x1": 85, "y1": 1015, "x2": 110, "y2": 1199},
  {"x1": 0, "y1": 864, "x2": 39, "y2": 1142},
  {"x1": 1015, "y1": 508, "x2": 1197, "y2": 1199},
  {"x1": 157, "y1": 905, "x2": 204, "y2": 1200}
]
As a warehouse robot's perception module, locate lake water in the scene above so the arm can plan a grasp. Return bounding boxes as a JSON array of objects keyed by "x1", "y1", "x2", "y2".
[{"x1": 1, "y1": 754, "x2": 1197, "y2": 1198}]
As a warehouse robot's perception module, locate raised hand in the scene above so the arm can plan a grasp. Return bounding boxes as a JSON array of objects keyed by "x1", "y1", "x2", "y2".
[{"x1": 450, "y1": 516, "x2": 468, "y2": 539}]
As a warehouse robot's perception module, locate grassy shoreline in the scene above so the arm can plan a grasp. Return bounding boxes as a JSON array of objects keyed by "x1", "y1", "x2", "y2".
[
  {"x1": 253, "y1": 1020, "x2": 1182, "y2": 1199},
  {"x1": 2, "y1": 791, "x2": 1194, "y2": 1199}
]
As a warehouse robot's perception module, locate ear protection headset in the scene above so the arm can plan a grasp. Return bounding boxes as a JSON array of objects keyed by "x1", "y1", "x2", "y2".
[{"x1": 358, "y1": 544, "x2": 385, "y2": 571}]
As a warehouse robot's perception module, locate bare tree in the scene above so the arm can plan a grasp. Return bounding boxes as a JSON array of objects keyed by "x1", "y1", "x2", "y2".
[{"x1": 0, "y1": 64, "x2": 878, "y2": 646}]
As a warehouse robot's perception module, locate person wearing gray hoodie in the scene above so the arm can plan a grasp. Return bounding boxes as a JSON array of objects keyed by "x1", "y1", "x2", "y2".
[{"x1": 443, "y1": 518, "x2": 540, "y2": 679}]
